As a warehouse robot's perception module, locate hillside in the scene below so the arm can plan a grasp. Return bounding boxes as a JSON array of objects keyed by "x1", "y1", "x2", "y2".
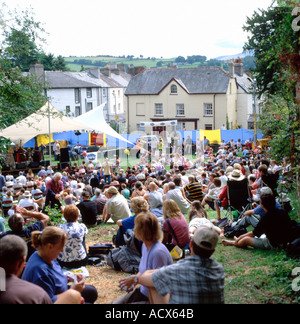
[{"x1": 64, "y1": 53, "x2": 256, "y2": 72}]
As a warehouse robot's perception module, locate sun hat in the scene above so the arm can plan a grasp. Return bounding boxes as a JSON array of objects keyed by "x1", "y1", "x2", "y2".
[
  {"x1": 228, "y1": 169, "x2": 245, "y2": 181},
  {"x1": 192, "y1": 225, "x2": 219, "y2": 251},
  {"x1": 23, "y1": 191, "x2": 32, "y2": 198}
]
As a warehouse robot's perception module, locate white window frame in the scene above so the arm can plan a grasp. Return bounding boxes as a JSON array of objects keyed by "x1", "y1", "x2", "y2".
[
  {"x1": 204, "y1": 103, "x2": 213, "y2": 116},
  {"x1": 86, "y1": 88, "x2": 92, "y2": 98},
  {"x1": 155, "y1": 103, "x2": 164, "y2": 116},
  {"x1": 171, "y1": 85, "x2": 178, "y2": 94},
  {"x1": 176, "y1": 104, "x2": 185, "y2": 116}
]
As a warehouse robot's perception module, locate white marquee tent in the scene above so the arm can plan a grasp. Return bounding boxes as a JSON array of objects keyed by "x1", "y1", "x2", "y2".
[{"x1": 0, "y1": 102, "x2": 132, "y2": 146}]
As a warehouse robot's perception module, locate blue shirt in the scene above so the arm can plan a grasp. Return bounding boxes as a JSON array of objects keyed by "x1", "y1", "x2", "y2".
[
  {"x1": 121, "y1": 215, "x2": 137, "y2": 232},
  {"x1": 254, "y1": 201, "x2": 281, "y2": 218},
  {"x1": 139, "y1": 241, "x2": 173, "y2": 297},
  {"x1": 22, "y1": 252, "x2": 68, "y2": 303}
]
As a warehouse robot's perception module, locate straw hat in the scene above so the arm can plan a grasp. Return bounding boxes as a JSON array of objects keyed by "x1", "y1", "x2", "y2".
[{"x1": 228, "y1": 169, "x2": 245, "y2": 181}]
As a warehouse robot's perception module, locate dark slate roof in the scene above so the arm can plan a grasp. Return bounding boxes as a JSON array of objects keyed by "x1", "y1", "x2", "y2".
[{"x1": 125, "y1": 67, "x2": 231, "y2": 95}]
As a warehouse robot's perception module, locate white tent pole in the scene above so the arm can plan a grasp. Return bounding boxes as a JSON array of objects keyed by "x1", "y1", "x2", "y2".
[{"x1": 48, "y1": 101, "x2": 52, "y2": 166}]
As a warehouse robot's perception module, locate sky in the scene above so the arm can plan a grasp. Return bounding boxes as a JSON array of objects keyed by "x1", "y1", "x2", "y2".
[{"x1": 2, "y1": 0, "x2": 273, "y2": 59}]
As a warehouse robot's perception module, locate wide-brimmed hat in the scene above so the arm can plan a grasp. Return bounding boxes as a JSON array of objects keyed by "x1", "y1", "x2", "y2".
[
  {"x1": 23, "y1": 191, "x2": 32, "y2": 198},
  {"x1": 228, "y1": 169, "x2": 245, "y2": 181}
]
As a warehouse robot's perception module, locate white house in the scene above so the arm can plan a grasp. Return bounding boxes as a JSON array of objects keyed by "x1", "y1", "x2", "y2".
[{"x1": 29, "y1": 63, "x2": 132, "y2": 132}]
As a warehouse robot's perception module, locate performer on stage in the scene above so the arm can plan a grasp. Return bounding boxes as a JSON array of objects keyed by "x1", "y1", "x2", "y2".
[
  {"x1": 16, "y1": 145, "x2": 26, "y2": 163},
  {"x1": 7, "y1": 146, "x2": 15, "y2": 170}
]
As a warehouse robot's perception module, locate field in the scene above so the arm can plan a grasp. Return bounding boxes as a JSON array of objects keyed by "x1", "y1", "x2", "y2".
[{"x1": 64, "y1": 55, "x2": 228, "y2": 72}]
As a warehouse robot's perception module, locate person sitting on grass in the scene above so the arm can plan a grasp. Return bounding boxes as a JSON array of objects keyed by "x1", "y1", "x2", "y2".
[
  {"x1": 221, "y1": 189, "x2": 296, "y2": 250},
  {"x1": 136, "y1": 225, "x2": 225, "y2": 304},
  {"x1": 112, "y1": 212, "x2": 173, "y2": 304},
  {"x1": 21, "y1": 226, "x2": 98, "y2": 304},
  {"x1": 114, "y1": 196, "x2": 149, "y2": 247}
]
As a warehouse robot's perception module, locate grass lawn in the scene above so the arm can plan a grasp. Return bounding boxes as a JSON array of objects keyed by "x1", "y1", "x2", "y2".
[{"x1": 82, "y1": 206, "x2": 299, "y2": 304}]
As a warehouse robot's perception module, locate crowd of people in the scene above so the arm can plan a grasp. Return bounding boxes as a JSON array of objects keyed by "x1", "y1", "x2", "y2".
[{"x1": 0, "y1": 137, "x2": 298, "y2": 304}]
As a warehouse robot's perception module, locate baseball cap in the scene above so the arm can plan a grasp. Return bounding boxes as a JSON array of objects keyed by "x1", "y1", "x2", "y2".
[{"x1": 192, "y1": 225, "x2": 219, "y2": 251}]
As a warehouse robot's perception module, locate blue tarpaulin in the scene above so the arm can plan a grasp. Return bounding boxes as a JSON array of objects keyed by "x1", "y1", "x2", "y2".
[{"x1": 23, "y1": 129, "x2": 263, "y2": 148}]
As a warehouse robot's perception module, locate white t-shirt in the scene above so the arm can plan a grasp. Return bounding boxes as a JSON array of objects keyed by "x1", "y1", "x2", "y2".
[{"x1": 106, "y1": 194, "x2": 131, "y2": 223}]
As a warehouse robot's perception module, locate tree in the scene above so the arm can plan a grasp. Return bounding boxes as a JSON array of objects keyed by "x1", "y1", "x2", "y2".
[
  {"x1": 1, "y1": 5, "x2": 46, "y2": 72},
  {"x1": 0, "y1": 4, "x2": 47, "y2": 130},
  {"x1": 243, "y1": 1, "x2": 300, "y2": 165}
]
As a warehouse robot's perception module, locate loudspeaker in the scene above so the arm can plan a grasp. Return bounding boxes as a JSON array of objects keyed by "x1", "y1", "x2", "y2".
[
  {"x1": 60, "y1": 162, "x2": 70, "y2": 170},
  {"x1": 60, "y1": 148, "x2": 70, "y2": 163},
  {"x1": 16, "y1": 163, "x2": 26, "y2": 169},
  {"x1": 40, "y1": 161, "x2": 50, "y2": 167},
  {"x1": 30, "y1": 161, "x2": 40, "y2": 168}
]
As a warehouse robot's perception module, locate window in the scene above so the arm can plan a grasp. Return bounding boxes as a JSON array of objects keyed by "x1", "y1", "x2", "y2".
[
  {"x1": 75, "y1": 106, "x2": 81, "y2": 117},
  {"x1": 204, "y1": 103, "x2": 213, "y2": 116},
  {"x1": 86, "y1": 103, "x2": 93, "y2": 112},
  {"x1": 176, "y1": 104, "x2": 185, "y2": 116},
  {"x1": 102, "y1": 88, "x2": 106, "y2": 97},
  {"x1": 205, "y1": 124, "x2": 213, "y2": 130},
  {"x1": 155, "y1": 103, "x2": 163, "y2": 115},
  {"x1": 75, "y1": 89, "x2": 81, "y2": 104},
  {"x1": 65, "y1": 106, "x2": 71, "y2": 114},
  {"x1": 86, "y1": 88, "x2": 92, "y2": 98},
  {"x1": 171, "y1": 85, "x2": 177, "y2": 94},
  {"x1": 137, "y1": 124, "x2": 145, "y2": 132}
]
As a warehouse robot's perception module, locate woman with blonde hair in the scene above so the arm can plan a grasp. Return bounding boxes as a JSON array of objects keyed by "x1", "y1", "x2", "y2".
[
  {"x1": 22, "y1": 226, "x2": 98, "y2": 304},
  {"x1": 113, "y1": 212, "x2": 173, "y2": 304},
  {"x1": 162, "y1": 199, "x2": 190, "y2": 251}
]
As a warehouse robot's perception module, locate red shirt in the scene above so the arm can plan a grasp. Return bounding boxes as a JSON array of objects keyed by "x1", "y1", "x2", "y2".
[{"x1": 46, "y1": 179, "x2": 64, "y2": 195}]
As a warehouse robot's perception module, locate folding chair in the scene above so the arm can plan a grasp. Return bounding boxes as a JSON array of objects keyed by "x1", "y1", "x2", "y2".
[{"x1": 221, "y1": 178, "x2": 252, "y2": 221}]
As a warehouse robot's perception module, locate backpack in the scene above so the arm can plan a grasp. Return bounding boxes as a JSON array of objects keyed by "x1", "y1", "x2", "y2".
[
  {"x1": 107, "y1": 231, "x2": 142, "y2": 274},
  {"x1": 223, "y1": 224, "x2": 247, "y2": 239}
]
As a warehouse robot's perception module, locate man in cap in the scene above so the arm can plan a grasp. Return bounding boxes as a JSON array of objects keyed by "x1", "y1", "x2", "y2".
[
  {"x1": 222, "y1": 189, "x2": 296, "y2": 250},
  {"x1": 137, "y1": 225, "x2": 225, "y2": 304}
]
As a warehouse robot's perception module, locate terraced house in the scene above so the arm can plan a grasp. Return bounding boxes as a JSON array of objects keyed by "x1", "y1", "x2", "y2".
[{"x1": 28, "y1": 63, "x2": 132, "y2": 132}]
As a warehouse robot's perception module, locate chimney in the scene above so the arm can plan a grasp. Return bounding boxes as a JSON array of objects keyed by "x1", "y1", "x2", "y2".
[
  {"x1": 101, "y1": 67, "x2": 111, "y2": 77},
  {"x1": 228, "y1": 60, "x2": 234, "y2": 78},
  {"x1": 29, "y1": 63, "x2": 45, "y2": 81},
  {"x1": 87, "y1": 68, "x2": 101, "y2": 79},
  {"x1": 234, "y1": 58, "x2": 244, "y2": 76}
]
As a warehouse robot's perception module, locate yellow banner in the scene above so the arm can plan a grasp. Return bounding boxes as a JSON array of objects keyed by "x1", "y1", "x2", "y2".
[
  {"x1": 199, "y1": 129, "x2": 221, "y2": 144},
  {"x1": 37, "y1": 134, "x2": 53, "y2": 147}
]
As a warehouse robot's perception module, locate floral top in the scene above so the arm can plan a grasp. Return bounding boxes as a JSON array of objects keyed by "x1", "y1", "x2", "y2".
[{"x1": 58, "y1": 222, "x2": 88, "y2": 262}]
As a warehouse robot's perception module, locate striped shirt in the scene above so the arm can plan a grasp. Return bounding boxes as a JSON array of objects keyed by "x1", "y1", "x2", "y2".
[
  {"x1": 152, "y1": 255, "x2": 225, "y2": 304},
  {"x1": 184, "y1": 182, "x2": 203, "y2": 202}
]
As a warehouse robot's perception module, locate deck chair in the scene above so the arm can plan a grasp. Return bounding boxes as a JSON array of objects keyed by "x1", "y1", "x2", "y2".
[{"x1": 221, "y1": 178, "x2": 252, "y2": 221}]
